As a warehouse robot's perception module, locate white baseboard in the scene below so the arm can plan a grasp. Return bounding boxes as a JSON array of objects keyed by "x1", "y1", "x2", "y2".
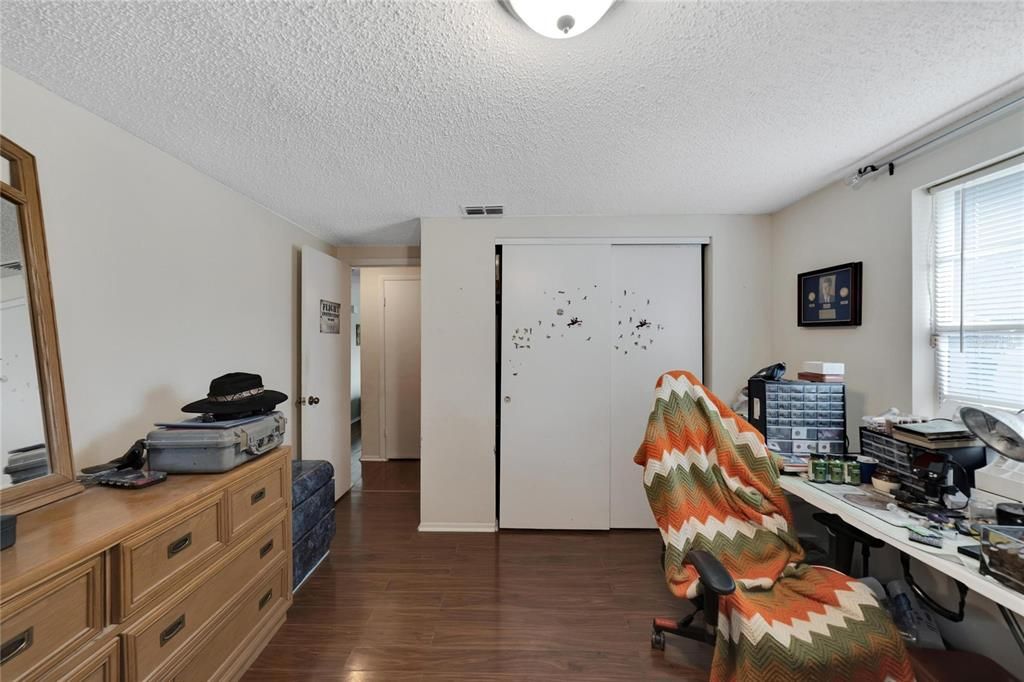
[{"x1": 418, "y1": 521, "x2": 497, "y2": 533}]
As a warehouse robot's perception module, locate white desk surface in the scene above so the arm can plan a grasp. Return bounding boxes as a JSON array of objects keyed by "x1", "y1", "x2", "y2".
[{"x1": 779, "y1": 475, "x2": 1024, "y2": 617}]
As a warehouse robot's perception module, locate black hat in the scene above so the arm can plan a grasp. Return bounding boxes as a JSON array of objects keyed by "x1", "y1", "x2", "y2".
[{"x1": 182, "y1": 373, "x2": 287, "y2": 415}]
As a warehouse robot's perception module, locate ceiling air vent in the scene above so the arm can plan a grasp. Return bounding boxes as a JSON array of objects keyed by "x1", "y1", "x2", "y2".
[{"x1": 461, "y1": 204, "x2": 504, "y2": 217}]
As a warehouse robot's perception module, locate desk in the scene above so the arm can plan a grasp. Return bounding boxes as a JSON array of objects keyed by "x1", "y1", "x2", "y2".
[{"x1": 779, "y1": 475, "x2": 1024, "y2": 618}]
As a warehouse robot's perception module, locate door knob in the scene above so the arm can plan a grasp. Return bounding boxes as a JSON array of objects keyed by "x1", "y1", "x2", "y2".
[{"x1": 298, "y1": 396, "x2": 321, "y2": 406}]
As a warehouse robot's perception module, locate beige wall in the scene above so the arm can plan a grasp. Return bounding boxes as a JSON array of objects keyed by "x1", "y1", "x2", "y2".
[
  {"x1": 336, "y1": 244, "x2": 420, "y2": 266},
  {"x1": 420, "y1": 215, "x2": 774, "y2": 530},
  {"x1": 357, "y1": 265, "x2": 421, "y2": 460},
  {"x1": 769, "y1": 108, "x2": 1024, "y2": 450},
  {"x1": 0, "y1": 67, "x2": 332, "y2": 470},
  {"x1": 769, "y1": 107, "x2": 1024, "y2": 670}
]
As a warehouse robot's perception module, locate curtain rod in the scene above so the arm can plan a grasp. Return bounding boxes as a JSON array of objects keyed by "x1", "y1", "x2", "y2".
[{"x1": 847, "y1": 92, "x2": 1024, "y2": 187}]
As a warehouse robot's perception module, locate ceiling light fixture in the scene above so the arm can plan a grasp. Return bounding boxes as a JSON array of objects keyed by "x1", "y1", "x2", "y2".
[{"x1": 504, "y1": 0, "x2": 616, "y2": 39}]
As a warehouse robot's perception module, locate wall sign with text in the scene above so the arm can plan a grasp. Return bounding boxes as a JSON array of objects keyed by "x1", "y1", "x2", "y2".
[
  {"x1": 320, "y1": 299, "x2": 341, "y2": 334},
  {"x1": 798, "y1": 262, "x2": 862, "y2": 327}
]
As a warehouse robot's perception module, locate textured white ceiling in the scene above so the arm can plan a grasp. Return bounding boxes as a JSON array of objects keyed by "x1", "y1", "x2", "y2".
[{"x1": 2, "y1": 1, "x2": 1022, "y2": 244}]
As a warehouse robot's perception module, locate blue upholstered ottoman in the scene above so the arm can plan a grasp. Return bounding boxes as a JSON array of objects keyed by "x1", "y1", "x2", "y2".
[{"x1": 292, "y1": 459, "x2": 336, "y2": 590}]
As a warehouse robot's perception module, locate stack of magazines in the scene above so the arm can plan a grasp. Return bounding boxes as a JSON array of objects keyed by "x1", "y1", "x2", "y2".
[{"x1": 892, "y1": 421, "x2": 981, "y2": 449}]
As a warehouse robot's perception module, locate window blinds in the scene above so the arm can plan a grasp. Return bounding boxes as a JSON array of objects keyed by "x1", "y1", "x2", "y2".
[{"x1": 930, "y1": 161, "x2": 1024, "y2": 409}]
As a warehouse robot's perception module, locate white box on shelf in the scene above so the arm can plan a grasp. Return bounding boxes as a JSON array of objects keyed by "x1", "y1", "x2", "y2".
[{"x1": 802, "y1": 361, "x2": 845, "y2": 375}]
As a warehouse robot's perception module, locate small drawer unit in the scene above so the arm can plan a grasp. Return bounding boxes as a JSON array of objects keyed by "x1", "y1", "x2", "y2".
[
  {"x1": 749, "y1": 378, "x2": 846, "y2": 457},
  {"x1": 859, "y1": 427, "x2": 913, "y2": 479}
]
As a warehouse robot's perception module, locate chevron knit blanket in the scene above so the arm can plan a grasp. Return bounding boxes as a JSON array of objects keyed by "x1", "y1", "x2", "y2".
[{"x1": 634, "y1": 371, "x2": 914, "y2": 682}]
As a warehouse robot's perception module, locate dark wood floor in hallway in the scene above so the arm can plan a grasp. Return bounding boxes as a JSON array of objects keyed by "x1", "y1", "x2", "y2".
[{"x1": 243, "y1": 487, "x2": 712, "y2": 680}]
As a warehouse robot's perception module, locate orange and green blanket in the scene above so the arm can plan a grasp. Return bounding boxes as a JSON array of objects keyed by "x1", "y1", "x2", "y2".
[{"x1": 634, "y1": 370, "x2": 914, "y2": 682}]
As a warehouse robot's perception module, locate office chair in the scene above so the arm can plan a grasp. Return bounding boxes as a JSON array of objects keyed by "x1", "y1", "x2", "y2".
[{"x1": 635, "y1": 371, "x2": 914, "y2": 682}]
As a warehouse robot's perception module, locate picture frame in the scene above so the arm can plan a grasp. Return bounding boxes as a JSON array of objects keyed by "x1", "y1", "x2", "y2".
[{"x1": 797, "y1": 261, "x2": 862, "y2": 327}]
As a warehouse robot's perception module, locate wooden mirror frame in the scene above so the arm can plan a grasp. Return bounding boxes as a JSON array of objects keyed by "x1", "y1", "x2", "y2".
[{"x1": 1, "y1": 136, "x2": 82, "y2": 514}]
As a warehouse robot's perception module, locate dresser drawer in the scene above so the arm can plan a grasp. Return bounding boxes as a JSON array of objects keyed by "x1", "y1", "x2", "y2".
[
  {"x1": 115, "y1": 495, "x2": 226, "y2": 620},
  {"x1": 44, "y1": 638, "x2": 119, "y2": 682},
  {"x1": 0, "y1": 556, "x2": 103, "y2": 682},
  {"x1": 229, "y1": 462, "x2": 285, "y2": 538},
  {"x1": 171, "y1": 562, "x2": 288, "y2": 682},
  {"x1": 124, "y1": 514, "x2": 286, "y2": 681}
]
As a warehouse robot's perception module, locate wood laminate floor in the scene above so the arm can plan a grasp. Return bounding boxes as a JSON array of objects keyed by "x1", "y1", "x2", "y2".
[{"x1": 244, "y1": 486, "x2": 713, "y2": 680}]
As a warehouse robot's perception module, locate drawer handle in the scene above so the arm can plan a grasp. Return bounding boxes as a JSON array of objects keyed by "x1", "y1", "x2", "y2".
[
  {"x1": 259, "y1": 539, "x2": 274, "y2": 558},
  {"x1": 160, "y1": 614, "x2": 186, "y2": 647},
  {"x1": 0, "y1": 627, "x2": 33, "y2": 665},
  {"x1": 251, "y1": 488, "x2": 267, "y2": 505},
  {"x1": 167, "y1": 532, "x2": 192, "y2": 558},
  {"x1": 259, "y1": 589, "x2": 273, "y2": 611}
]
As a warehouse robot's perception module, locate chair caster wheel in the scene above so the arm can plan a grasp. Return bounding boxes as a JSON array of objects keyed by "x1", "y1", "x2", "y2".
[{"x1": 651, "y1": 630, "x2": 666, "y2": 650}]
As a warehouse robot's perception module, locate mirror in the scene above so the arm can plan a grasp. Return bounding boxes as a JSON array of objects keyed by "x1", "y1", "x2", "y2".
[
  {"x1": 0, "y1": 136, "x2": 81, "y2": 514},
  {"x1": 2, "y1": 196, "x2": 51, "y2": 486}
]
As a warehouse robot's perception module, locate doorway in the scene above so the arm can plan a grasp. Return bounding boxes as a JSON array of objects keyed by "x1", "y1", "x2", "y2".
[{"x1": 350, "y1": 265, "x2": 421, "y2": 491}]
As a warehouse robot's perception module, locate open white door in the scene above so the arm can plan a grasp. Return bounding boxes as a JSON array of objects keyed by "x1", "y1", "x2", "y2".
[{"x1": 301, "y1": 246, "x2": 351, "y2": 500}]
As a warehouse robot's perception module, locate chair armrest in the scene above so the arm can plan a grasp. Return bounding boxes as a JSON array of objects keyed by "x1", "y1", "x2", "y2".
[{"x1": 685, "y1": 550, "x2": 736, "y2": 596}]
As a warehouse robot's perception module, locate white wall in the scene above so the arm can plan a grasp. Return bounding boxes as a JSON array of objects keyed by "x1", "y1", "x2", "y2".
[
  {"x1": 770, "y1": 107, "x2": 1024, "y2": 670},
  {"x1": 358, "y1": 265, "x2": 421, "y2": 461},
  {"x1": 0, "y1": 67, "x2": 332, "y2": 470},
  {"x1": 420, "y1": 215, "x2": 773, "y2": 529}
]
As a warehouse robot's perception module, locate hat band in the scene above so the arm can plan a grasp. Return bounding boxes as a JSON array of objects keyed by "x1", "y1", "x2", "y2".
[{"x1": 207, "y1": 387, "x2": 265, "y2": 403}]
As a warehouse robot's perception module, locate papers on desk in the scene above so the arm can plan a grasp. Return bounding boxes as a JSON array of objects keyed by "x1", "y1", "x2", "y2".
[
  {"x1": 794, "y1": 479, "x2": 967, "y2": 561},
  {"x1": 780, "y1": 476, "x2": 1024, "y2": 614}
]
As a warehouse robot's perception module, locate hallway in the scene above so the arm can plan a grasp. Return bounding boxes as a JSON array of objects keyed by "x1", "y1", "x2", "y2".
[{"x1": 243, "y1": 488, "x2": 712, "y2": 679}]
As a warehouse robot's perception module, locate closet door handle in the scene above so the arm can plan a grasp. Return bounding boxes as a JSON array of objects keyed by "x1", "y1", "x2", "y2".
[
  {"x1": 160, "y1": 615, "x2": 186, "y2": 647},
  {"x1": 259, "y1": 539, "x2": 274, "y2": 558},
  {"x1": 259, "y1": 589, "x2": 273, "y2": 610},
  {"x1": 0, "y1": 627, "x2": 33, "y2": 665},
  {"x1": 167, "y1": 532, "x2": 192, "y2": 558},
  {"x1": 251, "y1": 488, "x2": 266, "y2": 505}
]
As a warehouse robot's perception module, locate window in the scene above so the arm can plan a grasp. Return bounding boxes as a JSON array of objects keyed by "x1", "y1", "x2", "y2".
[{"x1": 930, "y1": 159, "x2": 1024, "y2": 410}]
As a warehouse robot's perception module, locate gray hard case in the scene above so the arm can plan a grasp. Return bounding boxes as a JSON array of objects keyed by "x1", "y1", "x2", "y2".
[{"x1": 147, "y1": 412, "x2": 287, "y2": 473}]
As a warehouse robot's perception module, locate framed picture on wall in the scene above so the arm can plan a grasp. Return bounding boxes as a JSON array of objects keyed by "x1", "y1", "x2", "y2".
[{"x1": 797, "y1": 262, "x2": 862, "y2": 327}]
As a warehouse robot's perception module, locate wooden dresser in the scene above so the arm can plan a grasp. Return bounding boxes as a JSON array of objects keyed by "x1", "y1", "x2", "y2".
[{"x1": 0, "y1": 447, "x2": 292, "y2": 681}]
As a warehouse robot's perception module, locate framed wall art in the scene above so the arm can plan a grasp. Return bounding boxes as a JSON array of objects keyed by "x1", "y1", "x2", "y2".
[{"x1": 797, "y1": 262, "x2": 862, "y2": 327}]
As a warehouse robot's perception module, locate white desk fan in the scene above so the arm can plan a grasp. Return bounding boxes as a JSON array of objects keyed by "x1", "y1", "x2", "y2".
[{"x1": 960, "y1": 406, "x2": 1024, "y2": 502}]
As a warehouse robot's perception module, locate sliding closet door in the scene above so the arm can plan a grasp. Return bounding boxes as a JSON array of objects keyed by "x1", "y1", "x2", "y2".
[
  {"x1": 500, "y1": 244, "x2": 612, "y2": 529},
  {"x1": 609, "y1": 244, "x2": 703, "y2": 528}
]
